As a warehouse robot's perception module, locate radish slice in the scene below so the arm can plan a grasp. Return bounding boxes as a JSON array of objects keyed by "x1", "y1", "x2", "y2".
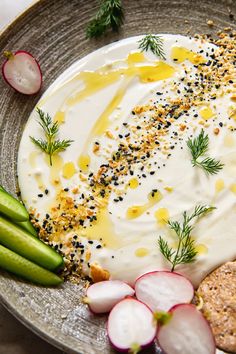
[
  {"x1": 85, "y1": 280, "x2": 135, "y2": 314},
  {"x1": 108, "y1": 298, "x2": 156, "y2": 352},
  {"x1": 157, "y1": 304, "x2": 216, "y2": 354},
  {"x1": 135, "y1": 271, "x2": 194, "y2": 312},
  {"x1": 2, "y1": 50, "x2": 42, "y2": 95}
]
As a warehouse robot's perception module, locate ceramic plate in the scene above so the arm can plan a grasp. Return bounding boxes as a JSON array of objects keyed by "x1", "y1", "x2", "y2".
[{"x1": 0, "y1": 0, "x2": 235, "y2": 353}]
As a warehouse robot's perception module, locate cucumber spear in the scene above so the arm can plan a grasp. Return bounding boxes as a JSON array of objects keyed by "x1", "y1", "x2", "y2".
[
  {"x1": 0, "y1": 188, "x2": 28, "y2": 221},
  {"x1": 0, "y1": 185, "x2": 37, "y2": 236},
  {"x1": 0, "y1": 215, "x2": 63, "y2": 271},
  {"x1": 0, "y1": 245, "x2": 62, "y2": 286}
]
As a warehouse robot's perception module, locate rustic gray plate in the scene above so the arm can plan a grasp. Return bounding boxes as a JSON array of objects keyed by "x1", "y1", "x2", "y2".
[{"x1": 0, "y1": 0, "x2": 235, "y2": 353}]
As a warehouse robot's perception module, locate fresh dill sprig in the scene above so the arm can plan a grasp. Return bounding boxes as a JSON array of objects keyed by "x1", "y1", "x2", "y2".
[
  {"x1": 30, "y1": 108, "x2": 73, "y2": 166},
  {"x1": 86, "y1": 0, "x2": 124, "y2": 38},
  {"x1": 187, "y1": 129, "x2": 224, "y2": 175},
  {"x1": 158, "y1": 205, "x2": 215, "y2": 271},
  {"x1": 187, "y1": 129, "x2": 209, "y2": 161},
  {"x1": 138, "y1": 34, "x2": 166, "y2": 60}
]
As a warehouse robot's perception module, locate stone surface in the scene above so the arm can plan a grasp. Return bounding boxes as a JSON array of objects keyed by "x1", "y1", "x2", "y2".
[{"x1": 0, "y1": 303, "x2": 63, "y2": 354}]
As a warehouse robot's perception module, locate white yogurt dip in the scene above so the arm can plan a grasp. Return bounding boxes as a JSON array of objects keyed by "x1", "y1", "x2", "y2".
[{"x1": 18, "y1": 34, "x2": 236, "y2": 287}]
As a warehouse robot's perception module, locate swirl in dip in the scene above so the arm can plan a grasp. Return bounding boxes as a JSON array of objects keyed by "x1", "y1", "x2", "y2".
[{"x1": 18, "y1": 34, "x2": 236, "y2": 287}]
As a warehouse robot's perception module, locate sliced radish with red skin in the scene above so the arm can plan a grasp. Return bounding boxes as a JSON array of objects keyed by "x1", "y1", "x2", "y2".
[
  {"x1": 2, "y1": 51, "x2": 42, "y2": 95},
  {"x1": 108, "y1": 298, "x2": 156, "y2": 353},
  {"x1": 135, "y1": 271, "x2": 194, "y2": 312},
  {"x1": 157, "y1": 304, "x2": 216, "y2": 354},
  {"x1": 85, "y1": 280, "x2": 135, "y2": 314}
]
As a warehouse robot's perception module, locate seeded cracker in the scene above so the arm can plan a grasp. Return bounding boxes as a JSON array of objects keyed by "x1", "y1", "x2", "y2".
[{"x1": 197, "y1": 261, "x2": 236, "y2": 353}]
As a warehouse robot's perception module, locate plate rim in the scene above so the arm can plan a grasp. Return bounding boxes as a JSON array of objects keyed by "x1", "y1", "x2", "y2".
[
  {"x1": 0, "y1": 2, "x2": 89, "y2": 352},
  {"x1": 0, "y1": 1, "x2": 235, "y2": 353},
  {"x1": 0, "y1": 0, "x2": 44, "y2": 41}
]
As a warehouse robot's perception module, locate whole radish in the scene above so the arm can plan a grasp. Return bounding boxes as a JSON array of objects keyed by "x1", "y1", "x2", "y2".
[
  {"x1": 108, "y1": 298, "x2": 157, "y2": 353},
  {"x1": 2, "y1": 50, "x2": 42, "y2": 94}
]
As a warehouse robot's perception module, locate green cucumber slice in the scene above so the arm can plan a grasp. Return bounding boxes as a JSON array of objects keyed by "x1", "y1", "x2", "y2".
[
  {"x1": 0, "y1": 188, "x2": 28, "y2": 221},
  {"x1": 0, "y1": 245, "x2": 62, "y2": 286},
  {"x1": 0, "y1": 215, "x2": 63, "y2": 271},
  {"x1": 16, "y1": 219, "x2": 38, "y2": 237},
  {"x1": 0, "y1": 185, "x2": 37, "y2": 236}
]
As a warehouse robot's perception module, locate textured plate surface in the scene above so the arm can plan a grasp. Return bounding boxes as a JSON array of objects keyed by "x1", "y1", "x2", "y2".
[{"x1": 0, "y1": 0, "x2": 235, "y2": 353}]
